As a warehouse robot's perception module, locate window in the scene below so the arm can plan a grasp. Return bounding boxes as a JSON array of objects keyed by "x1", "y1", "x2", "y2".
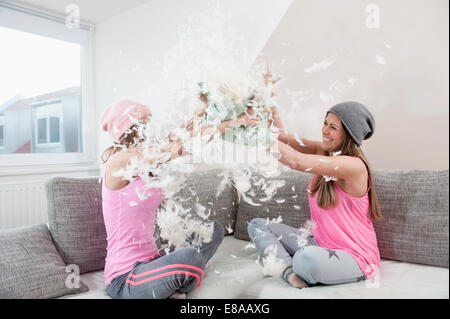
[
  {"x1": 35, "y1": 103, "x2": 62, "y2": 146},
  {"x1": 37, "y1": 118, "x2": 47, "y2": 144},
  {"x1": 0, "y1": 2, "x2": 95, "y2": 167},
  {"x1": 0, "y1": 115, "x2": 4, "y2": 149},
  {"x1": 49, "y1": 117, "x2": 61, "y2": 143}
]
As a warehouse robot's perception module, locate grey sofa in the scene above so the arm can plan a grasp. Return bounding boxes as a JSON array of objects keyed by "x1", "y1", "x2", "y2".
[{"x1": 1, "y1": 168, "x2": 448, "y2": 299}]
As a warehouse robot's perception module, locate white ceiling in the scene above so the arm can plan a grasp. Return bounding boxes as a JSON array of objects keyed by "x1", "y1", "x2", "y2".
[{"x1": 14, "y1": 0, "x2": 153, "y2": 23}]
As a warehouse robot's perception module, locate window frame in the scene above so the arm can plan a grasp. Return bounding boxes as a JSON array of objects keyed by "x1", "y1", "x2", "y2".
[
  {"x1": 0, "y1": 1, "x2": 96, "y2": 168},
  {"x1": 0, "y1": 114, "x2": 4, "y2": 149}
]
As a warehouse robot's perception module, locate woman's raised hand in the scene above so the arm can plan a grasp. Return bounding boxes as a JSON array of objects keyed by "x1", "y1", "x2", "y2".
[
  {"x1": 234, "y1": 108, "x2": 259, "y2": 127},
  {"x1": 195, "y1": 94, "x2": 209, "y2": 117},
  {"x1": 262, "y1": 106, "x2": 284, "y2": 131},
  {"x1": 263, "y1": 62, "x2": 281, "y2": 86},
  {"x1": 216, "y1": 108, "x2": 259, "y2": 136},
  {"x1": 263, "y1": 62, "x2": 281, "y2": 97},
  {"x1": 168, "y1": 138, "x2": 183, "y2": 159}
]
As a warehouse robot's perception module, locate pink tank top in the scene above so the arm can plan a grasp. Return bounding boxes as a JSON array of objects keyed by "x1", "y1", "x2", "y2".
[
  {"x1": 307, "y1": 173, "x2": 380, "y2": 279},
  {"x1": 102, "y1": 172, "x2": 163, "y2": 285}
]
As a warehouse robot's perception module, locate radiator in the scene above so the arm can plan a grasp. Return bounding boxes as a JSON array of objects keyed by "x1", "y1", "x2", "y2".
[{"x1": 0, "y1": 181, "x2": 48, "y2": 229}]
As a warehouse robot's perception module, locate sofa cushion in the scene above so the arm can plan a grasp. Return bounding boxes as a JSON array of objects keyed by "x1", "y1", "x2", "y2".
[
  {"x1": 0, "y1": 224, "x2": 89, "y2": 299},
  {"x1": 46, "y1": 177, "x2": 107, "y2": 274},
  {"x1": 242, "y1": 259, "x2": 449, "y2": 299},
  {"x1": 187, "y1": 236, "x2": 264, "y2": 299},
  {"x1": 372, "y1": 169, "x2": 449, "y2": 268},
  {"x1": 58, "y1": 270, "x2": 109, "y2": 299},
  {"x1": 171, "y1": 169, "x2": 239, "y2": 235},
  {"x1": 234, "y1": 169, "x2": 313, "y2": 240},
  {"x1": 60, "y1": 237, "x2": 449, "y2": 299}
]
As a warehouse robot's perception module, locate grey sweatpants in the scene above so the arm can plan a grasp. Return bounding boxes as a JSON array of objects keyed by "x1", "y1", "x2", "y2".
[
  {"x1": 106, "y1": 221, "x2": 224, "y2": 299},
  {"x1": 247, "y1": 218, "x2": 366, "y2": 286}
]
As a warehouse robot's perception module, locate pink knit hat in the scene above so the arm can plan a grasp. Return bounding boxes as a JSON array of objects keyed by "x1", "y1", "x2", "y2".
[{"x1": 101, "y1": 100, "x2": 152, "y2": 141}]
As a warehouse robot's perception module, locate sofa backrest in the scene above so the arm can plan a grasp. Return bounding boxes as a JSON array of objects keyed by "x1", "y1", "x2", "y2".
[
  {"x1": 372, "y1": 169, "x2": 448, "y2": 268},
  {"x1": 233, "y1": 169, "x2": 449, "y2": 268},
  {"x1": 168, "y1": 169, "x2": 239, "y2": 235},
  {"x1": 233, "y1": 169, "x2": 312, "y2": 240},
  {"x1": 45, "y1": 168, "x2": 449, "y2": 272}
]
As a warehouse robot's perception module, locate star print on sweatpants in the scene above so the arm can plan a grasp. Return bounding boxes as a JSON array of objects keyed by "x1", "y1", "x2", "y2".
[
  {"x1": 356, "y1": 275, "x2": 366, "y2": 282},
  {"x1": 327, "y1": 249, "x2": 340, "y2": 260}
]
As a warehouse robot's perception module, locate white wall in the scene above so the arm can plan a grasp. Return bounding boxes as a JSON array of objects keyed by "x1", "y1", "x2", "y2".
[
  {"x1": 255, "y1": 0, "x2": 449, "y2": 170},
  {"x1": 95, "y1": 0, "x2": 292, "y2": 161},
  {"x1": 95, "y1": 0, "x2": 448, "y2": 170}
]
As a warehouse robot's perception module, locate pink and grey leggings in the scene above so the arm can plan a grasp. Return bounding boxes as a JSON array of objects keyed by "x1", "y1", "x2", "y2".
[
  {"x1": 247, "y1": 218, "x2": 366, "y2": 286},
  {"x1": 106, "y1": 221, "x2": 224, "y2": 299}
]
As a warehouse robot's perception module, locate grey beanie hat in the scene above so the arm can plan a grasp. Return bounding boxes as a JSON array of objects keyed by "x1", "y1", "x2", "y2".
[{"x1": 327, "y1": 101, "x2": 375, "y2": 146}]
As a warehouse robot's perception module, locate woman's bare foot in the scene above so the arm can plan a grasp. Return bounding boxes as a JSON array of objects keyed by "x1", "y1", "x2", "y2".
[
  {"x1": 288, "y1": 273, "x2": 309, "y2": 289},
  {"x1": 169, "y1": 291, "x2": 187, "y2": 299}
]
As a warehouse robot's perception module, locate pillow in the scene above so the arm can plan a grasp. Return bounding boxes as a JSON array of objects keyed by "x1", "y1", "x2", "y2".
[
  {"x1": 372, "y1": 169, "x2": 449, "y2": 268},
  {"x1": 46, "y1": 177, "x2": 107, "y2": 274},
  {"x1": 0, "y1": 224, "x2": 89, "y2": 299},
  {"x1": 204, "y1": 97, "x2": 248, "y2": 122},
  {"x1": 234, "y1": 169, "x2": 313, "y2": 240},
  {"x1": 170, "y1": 169, "x2": 239, "y2": 235},
  {"x1": 221, "y1": 112, "x2": 276, "y2": 146},
  {"x1": 203, "y1": 88, "x2": 276, "y2": 146}
]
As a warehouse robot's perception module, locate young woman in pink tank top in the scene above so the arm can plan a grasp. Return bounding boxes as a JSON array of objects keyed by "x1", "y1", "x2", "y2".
[
  {"x1": 248, "y1": 101, "x2": 382, "y2": 288},
  {"x1": 100, "y1": 98, "x2": 259, "y2": 299}
]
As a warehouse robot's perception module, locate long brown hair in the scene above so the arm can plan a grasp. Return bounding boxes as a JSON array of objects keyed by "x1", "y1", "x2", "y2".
[
  {"x1": 101, "y1": 126, "x2": 140, "y2": 164},
  {"x1": 309, "y1": 122, "x2": 382, "y2": 221}
]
